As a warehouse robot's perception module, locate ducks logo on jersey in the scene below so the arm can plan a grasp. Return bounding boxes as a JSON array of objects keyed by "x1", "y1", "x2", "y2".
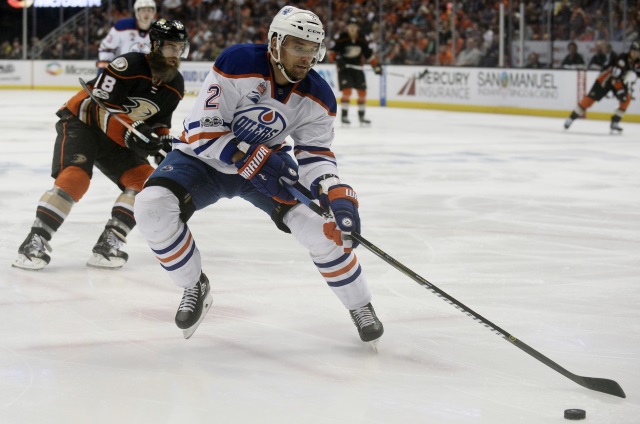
[
  {"x1": 120, "y1": 97, "x2": 160, "y2": 121},
  {"x1": 232, "y1": 106, "x2": 287, "y2": 144}
]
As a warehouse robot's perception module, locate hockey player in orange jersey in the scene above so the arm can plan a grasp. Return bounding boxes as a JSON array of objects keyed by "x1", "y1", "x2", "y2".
[
  {"x1": 564, "y1": 40, "x2": 640, "y2": 133},
  {"x1": 14, "y1": 20, "x2": 188, "y2": 271}
]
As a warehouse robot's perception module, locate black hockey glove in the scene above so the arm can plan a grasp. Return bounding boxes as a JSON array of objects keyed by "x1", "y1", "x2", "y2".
[
  {"x1": 372, "y1": 64, "x2": 383, "y2": 75},
  {"x1": 154, "y1": 135, "x2": 173, "y2": 165},
  {"x1": 614, "y1": 86, "x2": 629, "y2": 102},
  {"x1": 611, "y1": 80, "x2": 629, "y2": 102},
  {"x1": 123, "y1": 121, "x2": 163, "y2": 157}
]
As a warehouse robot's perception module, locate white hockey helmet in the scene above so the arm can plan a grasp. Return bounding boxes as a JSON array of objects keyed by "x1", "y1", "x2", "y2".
[
  {"x1": 134, "y1": 0, "x2": 156, "y2": 10},
  {"x1": 268, "y1": 6, "x2": 326, "y2": 75},
  {"x1": 134, "y1": 0, "x2": 156, "y2": 29}
]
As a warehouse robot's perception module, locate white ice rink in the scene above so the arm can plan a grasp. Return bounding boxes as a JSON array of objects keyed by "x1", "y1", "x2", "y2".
[{"x1": 1, "y1": 89, "x2": 639, "y2": 424}]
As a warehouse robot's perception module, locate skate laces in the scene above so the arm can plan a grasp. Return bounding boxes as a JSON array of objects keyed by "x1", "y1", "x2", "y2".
[
  {"x1": 351, "y1": 305, "x2": 376, "y2": 327},
  {"x1": 105, "y1": 229, "x2": 126, "y2": 249},
  {"x1": 28, "y1": 233, "x2": 52, "y2": 254},
  {"x1": 178, "y1": 284, "x2": 200, "y2": 312}
]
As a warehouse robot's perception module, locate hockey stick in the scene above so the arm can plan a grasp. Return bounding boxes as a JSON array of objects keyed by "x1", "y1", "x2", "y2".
[
  {"x1": 286, "y1": 182, "x2": 626, "y2": 399},
  {"x1": 78, "y1": 77, "x2": 150, "y2": 144},
  {"x1": 386, "y1": 68, "x2": 429, "y2": 80}
]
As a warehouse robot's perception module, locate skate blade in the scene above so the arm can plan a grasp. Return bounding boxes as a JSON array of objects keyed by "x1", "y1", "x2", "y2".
[
  {"x1": 86, "y1": 253, "x2": 126, "y2": 269},
  {"x1": 610, "y1": 130, "x2": 623, "y2": 135},
  {"x1": 368, "y1": 339, "x2": 380, "y2": 353},
  {"x1": 182, "y1": 293, "x2": 213, "y2": 340},
  {"x1": 12, "y1": 254, "x2": 47, "y2": 271}
]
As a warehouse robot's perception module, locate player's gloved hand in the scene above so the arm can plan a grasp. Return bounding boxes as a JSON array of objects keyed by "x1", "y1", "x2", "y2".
[
  {"x1": 612, "y1": 81, "x2": 629, "y2": 102},
  {"x1": 124, "y1": 121, "x2": 163, "y2": 157},
  {"x1": 320, "y1": 184, "x2": 360, "y2": 251},
  {"x1": 235, "y1": 143, "x2": 299, "y2": 204},
  {"x1": 614, "y1": 87, "x2": 629, "y2": 102},
  {"x1": 154, "y1": 135, "x2": 173, "y2": 165},
  {"x1": 372, "y1": 64, "x2": 383, "y2": 75}
]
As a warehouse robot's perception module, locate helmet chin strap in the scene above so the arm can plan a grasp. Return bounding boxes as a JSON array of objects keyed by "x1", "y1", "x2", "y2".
[{"x1": 275, "y1": 61, "x2": 302, "y2": 84}]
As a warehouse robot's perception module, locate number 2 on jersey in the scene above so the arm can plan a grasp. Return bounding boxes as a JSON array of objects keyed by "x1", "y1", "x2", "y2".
[{"x1": 205, "y1": 84, "x2": 221, "y2": 110}]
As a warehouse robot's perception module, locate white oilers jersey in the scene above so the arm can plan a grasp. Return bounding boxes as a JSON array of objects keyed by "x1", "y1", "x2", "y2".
[
  {"x1": 99, "y1": 18, "x2": 151, "y2": 64},
  {"x1": 175, "y1": 43, "x2": 339, "y2": 188}
]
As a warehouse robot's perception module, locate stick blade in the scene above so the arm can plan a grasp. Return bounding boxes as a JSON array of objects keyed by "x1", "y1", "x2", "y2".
[{"x1": 580, "y1": 377, "x2": 626, "y2": 398}]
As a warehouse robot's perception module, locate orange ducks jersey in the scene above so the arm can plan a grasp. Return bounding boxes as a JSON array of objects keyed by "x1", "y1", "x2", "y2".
[
  {"x1": 61, "y1": 52, "x2": 184, "y2": 147},
  {"x1": 595, "y1": 52, "x2": 640, "y2": 89}
]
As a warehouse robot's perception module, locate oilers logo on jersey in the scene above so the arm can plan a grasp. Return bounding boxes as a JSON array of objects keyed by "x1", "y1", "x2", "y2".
[{"x1": 232, "y1": 106, "x2": 287, "y2": 144}]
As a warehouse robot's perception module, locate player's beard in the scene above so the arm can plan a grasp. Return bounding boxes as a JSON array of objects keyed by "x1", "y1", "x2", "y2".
[
  {"x1": 283, "y1": 62, "x2": 310, "y2": 82},
  {"x1": 147, "y1": 51, "x2": 180, "y2": 84}
]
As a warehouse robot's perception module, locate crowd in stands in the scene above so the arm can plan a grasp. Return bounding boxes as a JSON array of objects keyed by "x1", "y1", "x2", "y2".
[{"x1": 1, "y1": 0, "x2": 639, "y2": 68}]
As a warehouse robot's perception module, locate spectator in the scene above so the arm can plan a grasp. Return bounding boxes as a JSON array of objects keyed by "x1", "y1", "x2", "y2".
[
  {"x1": 587, "y1": 40, "x2": 609, "y2": 70},
  {"x1": 385, "y1": 40, "x2": 406, "y2": 65},
  {"x1": 524, "y1": 51, "x2": 545, "y2": 68},
  {"x1": 456, "y1": 37, "x2": 482, "y2": 66},
  {"x1": 560, "y1": 41, "x2": 585, "y2": 69},
  {"x1": 604, "y1": 42, "x2": 617, "y2": 66},
  {"x1": 479, "y1": 37, "x2": 499, "y2": 67},
  {"x1": 404, "y1": 40, "x2": 427, "y2": 65},
  {"x1": 437, "y1": 43, "x2": 453, "y2": 65}
]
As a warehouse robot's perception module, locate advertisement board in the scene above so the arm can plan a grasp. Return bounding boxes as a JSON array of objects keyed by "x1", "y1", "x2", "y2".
[
  {"x1": 0, "y1": 60, "x2": 638, "y2": 121},
  {"x1": 31, "y1": 60, "x2": 98, "y2": 88},
  {"x1": 383, "y1": 65, "x2": 639, "y2": 120},
  {"x1": 0, "y1": 60, "x2": 32, "y2": 88}
]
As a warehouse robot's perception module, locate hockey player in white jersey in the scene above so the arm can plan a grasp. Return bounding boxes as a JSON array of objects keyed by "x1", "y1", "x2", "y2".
[
  {"x1": 96, "y1": 0, "x2": 157, "y2": 73},
  {"x1": 134, "y1": 5, "x2": 384, "y2": 346}
]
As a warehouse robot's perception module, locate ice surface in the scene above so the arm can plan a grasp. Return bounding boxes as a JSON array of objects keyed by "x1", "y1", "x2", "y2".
[{"x1": 1, "y1": 89, "x2": 638, "y2": 423}]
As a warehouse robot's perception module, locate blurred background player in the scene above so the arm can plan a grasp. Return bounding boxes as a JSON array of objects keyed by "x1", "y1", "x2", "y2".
[
  {"x1": 96, "y1": 0, "x2": 157, "y2": 74},
  {"x1": 564, "y1": 40, "x2": 640, "y2": 133},
  {"x1": 13, "y1": 19, "x2": 189, "y2": 271},
  {"x1": 134, "y1": 6, "x2": 384, "y2": 346},
  {"x1": 331, "y1": 17, "x2": 382, "y2": 126}
]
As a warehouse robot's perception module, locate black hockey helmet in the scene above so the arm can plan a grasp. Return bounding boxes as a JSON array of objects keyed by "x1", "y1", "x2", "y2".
[
  {"x1": 150, "y1": 19, "x2": 190, "y2": 58},
  {"x1": 630, "y1": 40, "x2": 640, "y2": 52},
  {"x1": 347, "y1": 17, "x2": 359, "y2": 26}
]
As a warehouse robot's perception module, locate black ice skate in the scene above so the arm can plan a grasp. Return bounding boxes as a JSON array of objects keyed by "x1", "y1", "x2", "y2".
[
  {"x1": 564, "y1": 111, "x2": 579, "y2": 129},
  {"x1": 87, "y1": 228, "x2": 128, "y2": 269},
  {"x1": 175, "y1": 273, "x2": 213, "y2": 339},
  {"x1": 341, "y1": 116, "x2": 351, "y2": 125},
  {"x1": 350, "y1": 302, "x2": 384, "y2": 351},
  {"x1": 358, "y1": 111, "x2": 371, "y2": 126},
  {"x1": 13, "y1": 231, "x2": 52, "y2": 271},
  {"x1": 610, "y1": 120, "x2": 623, "y2": 134}
]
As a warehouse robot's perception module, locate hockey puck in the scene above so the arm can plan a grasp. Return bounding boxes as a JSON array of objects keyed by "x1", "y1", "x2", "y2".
[{"x1": 564, "y1": 409, "x2": 586, "y2": 420}]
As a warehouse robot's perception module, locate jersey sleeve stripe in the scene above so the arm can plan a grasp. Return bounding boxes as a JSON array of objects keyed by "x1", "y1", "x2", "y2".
[
  {"x1": 293, "y1": 90, "x2": 337, "y2": 116},
  {"x1": 184, "y1": 130, "x2": 231, "y2": 144},
  {"x1": 297, "y1": 156, "x2": 337, "y2": 166},
  {"x1": 295, "y1": 149, "x2": 336, "y2": 158},
  {"x1": 295, "y1": 145, "x2": 332, "y2": 153},
  {"x1": 319, "y1": 255, "x2": 358, "y2": 278},
  {"x1": 213, "y1": 65, "x2": 266, "y2": 80},
  {"x1": 326, "y1": 265, "x2": 363, "y2": 288}
]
